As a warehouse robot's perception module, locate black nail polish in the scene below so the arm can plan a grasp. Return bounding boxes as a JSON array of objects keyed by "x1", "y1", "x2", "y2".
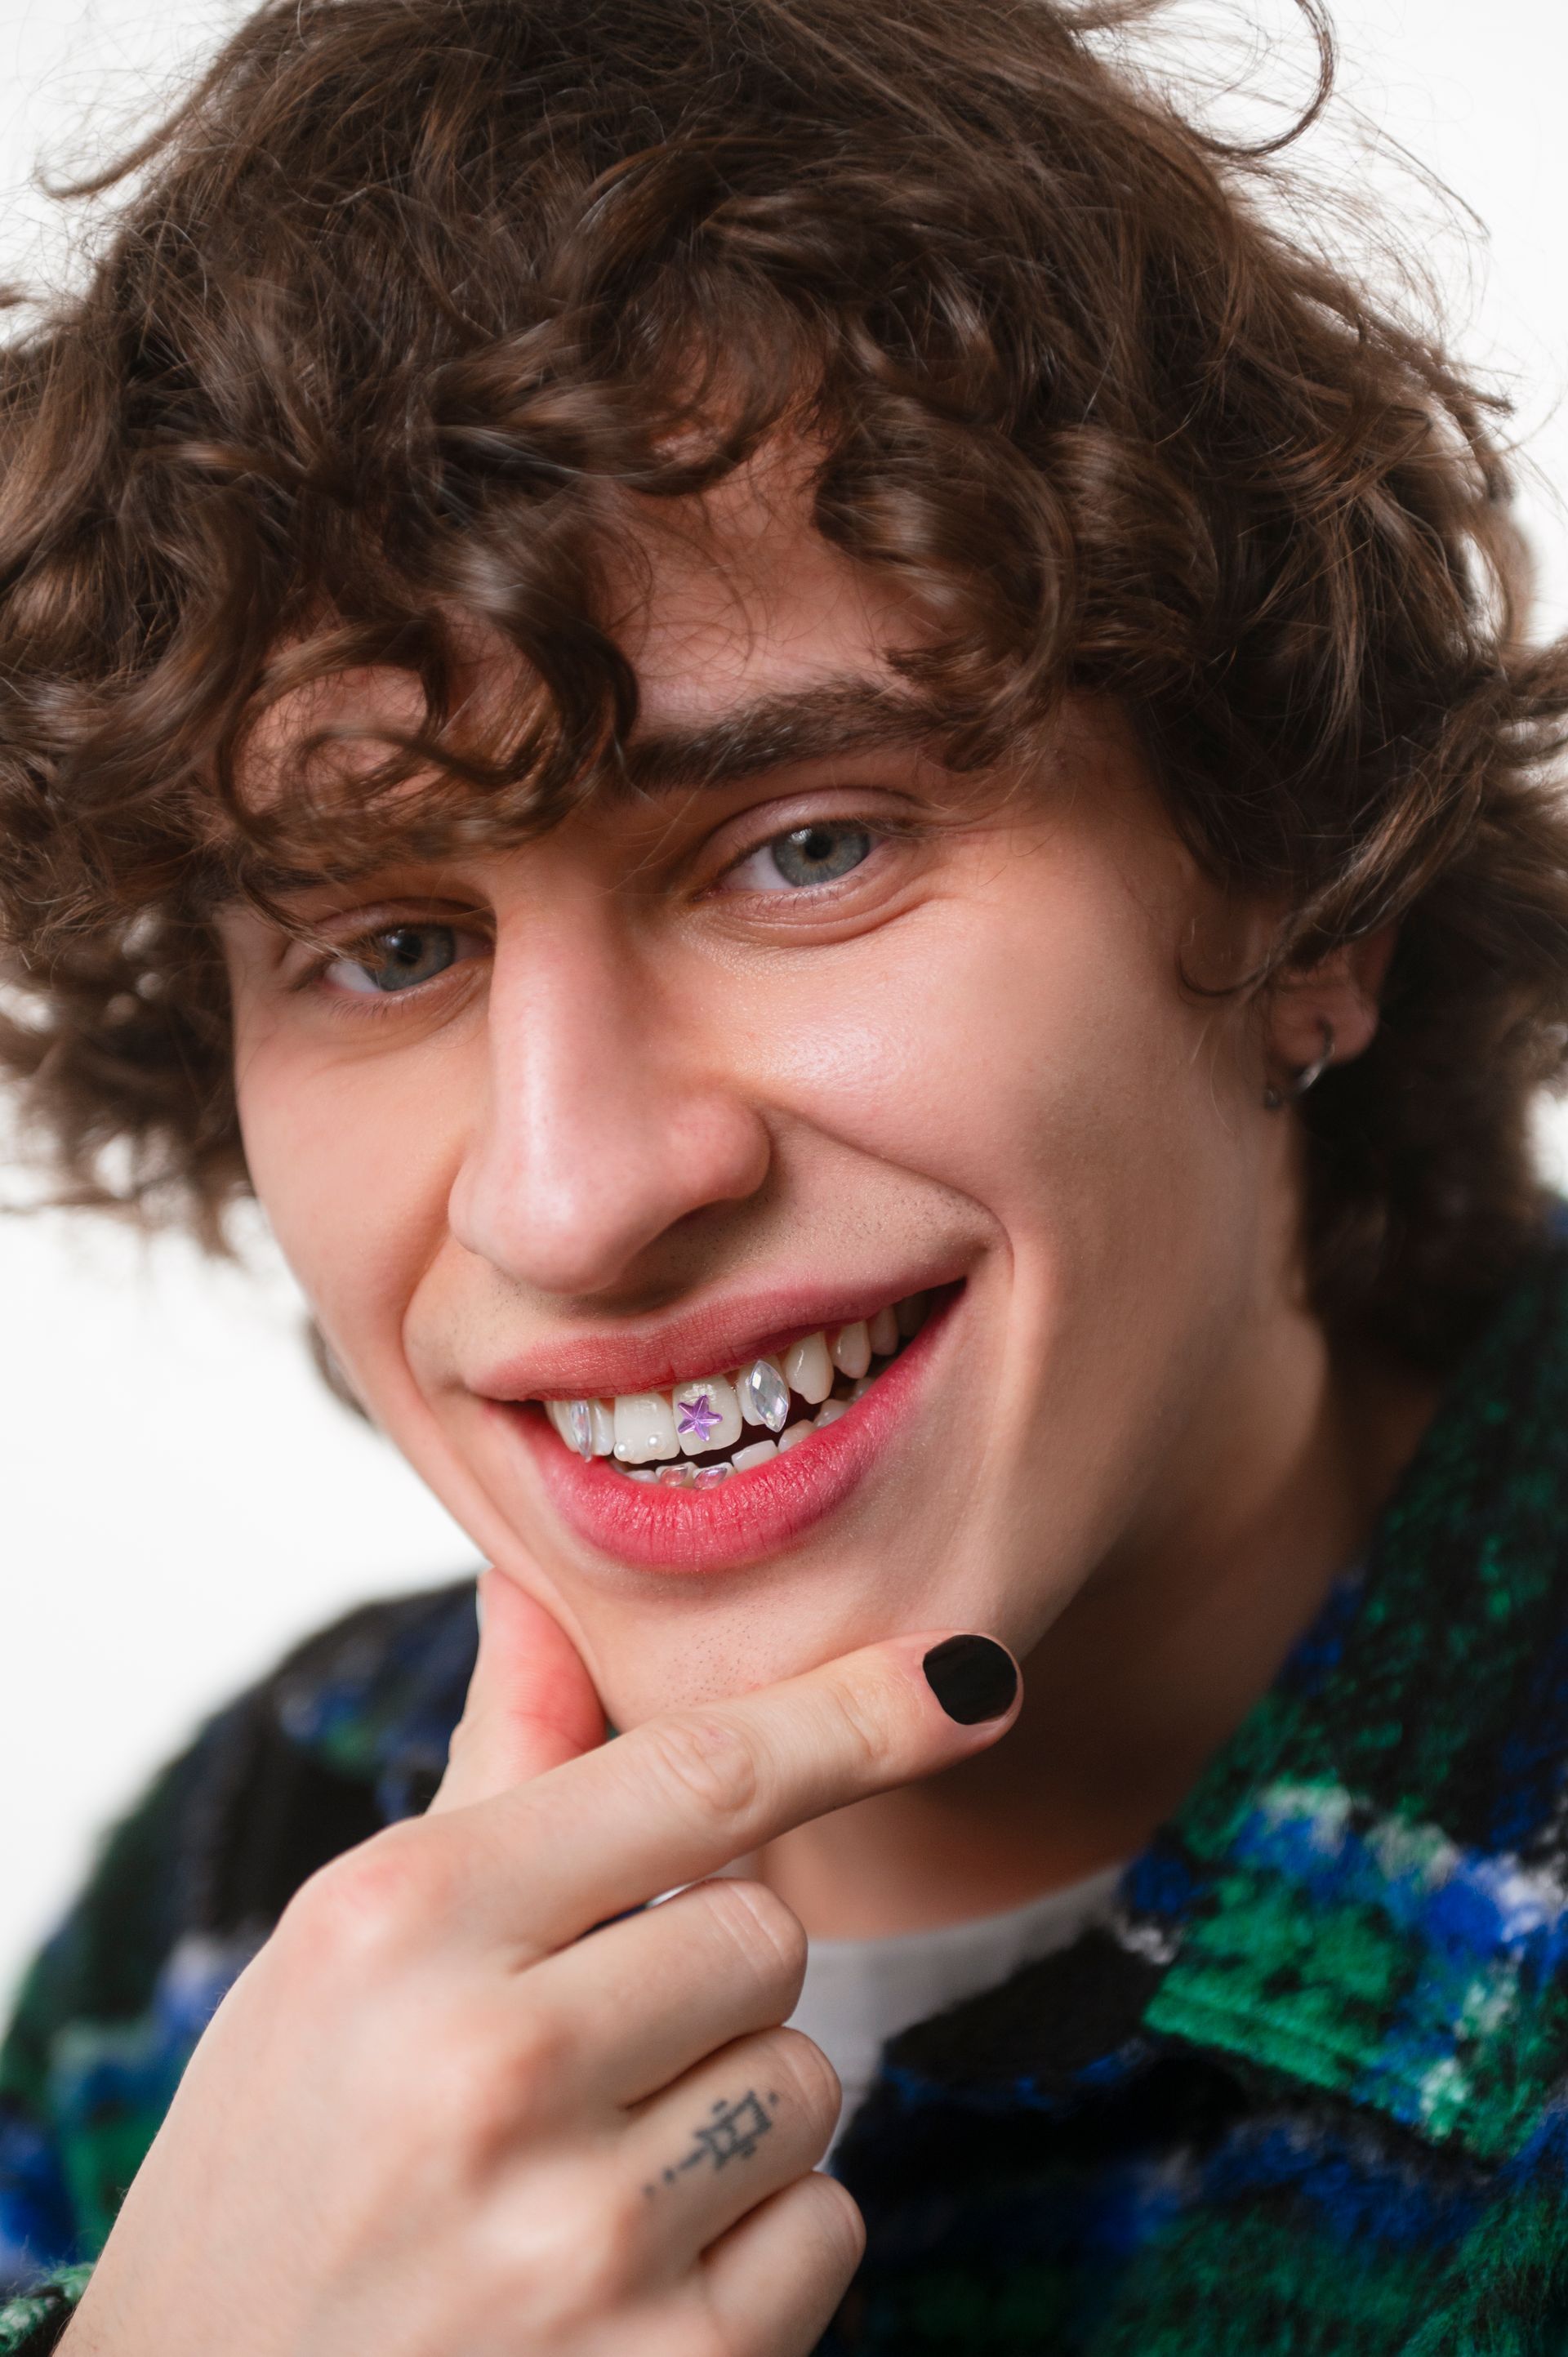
[{"x1": 922, "y1": 1635, "x2": 1018, "y2": 1725}]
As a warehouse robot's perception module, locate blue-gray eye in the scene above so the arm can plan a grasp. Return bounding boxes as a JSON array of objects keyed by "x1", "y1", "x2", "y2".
[
  {"x1": 329, "y1": 924, "x2": 459, "y2": 996},
  {"x1": 728, "y1": 822, "x2": 876, "y2": 893}
]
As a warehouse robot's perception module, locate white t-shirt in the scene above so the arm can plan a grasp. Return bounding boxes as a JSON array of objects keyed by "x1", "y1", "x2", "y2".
[{"x1": 786, "y1": 1866, "x2": 1125, "y2": 2153}]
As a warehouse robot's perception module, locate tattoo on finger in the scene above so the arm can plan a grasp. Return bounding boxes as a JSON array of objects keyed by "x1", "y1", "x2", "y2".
[{"x1": 644, "y1": 2088, "x2": 781, "y2": 2196}]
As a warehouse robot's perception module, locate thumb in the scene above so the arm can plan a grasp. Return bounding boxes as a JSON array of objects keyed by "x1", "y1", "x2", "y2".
[{"x1": 429, "y1": 1567, "x2": 606, "y2": 1812}]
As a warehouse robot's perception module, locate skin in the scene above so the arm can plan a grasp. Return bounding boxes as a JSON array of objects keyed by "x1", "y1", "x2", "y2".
[
  {"x1": 222, "y1": 449, "x2": 1432, "y2": 1936},
  {"x1": 61, "y1": 448, "x2": 1437, "y2": 2355}
]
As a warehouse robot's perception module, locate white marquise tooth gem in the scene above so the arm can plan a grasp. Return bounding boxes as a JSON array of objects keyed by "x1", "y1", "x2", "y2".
[
  {"x1": 896, "y1": 1291, "x2": 929, "y2": 1338},
  {"x1": 738, "y1": 1357, "x2": 791, "y2": 1432},
  {"x1": 566, "y1": 1400, "x2": 595, "y2": 1459},
  {"x1": 783, "y1": 1331, "x2": 834, "y2": 1406},
  {"x1": 672, "y1": 1374, "x2": 742, "y2": 1457},
  {"x1": 657, "y1": 1463, "x2": 696, "y2": 1488},
  {"x1": 612, "y1": 1392, "x2": 679, "y2": 1464},
  {"x1": 777, "y1": 1421, "x2": 814, "y2": 1452},
  {"x1": 868, "y1": 1303, "x2": 900, "y2": 1356},
  {"x1": 693, "y1": 1464, "x2": 732, "y2": 1489},
  {"x1": 732, "y1": 1438, "x2": 779, "y2": 1471},
  {"x1": 815, "y1": 1398, "x2": 849, "y2": 1428},
  {"x1": 830, "y1": 1321, "x2": 871, "y2": 1379},
  {"x1": 590, "y1": 1400, "x2": 616, "y2": 1456}
]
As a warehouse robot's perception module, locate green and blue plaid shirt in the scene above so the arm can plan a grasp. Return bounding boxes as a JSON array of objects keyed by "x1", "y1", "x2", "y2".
[{"x1": 10, "y1": 1245, "x2": 1568, "y2": 2352}]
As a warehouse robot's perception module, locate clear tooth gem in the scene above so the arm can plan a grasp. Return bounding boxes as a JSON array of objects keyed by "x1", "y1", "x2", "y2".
[
  {"x1": 658, "y1": 1463, "x2": 696, "y2": 1488},
  {"x1": 693, "y1": 1464, "x2": 732, "y2": 1489},
  {"x1": 566, "y1": 1400, "x2": 595, "y2": 1460},
  {"x1": 738, "y1": 1357, "x2": 791, "y2": 1433}
]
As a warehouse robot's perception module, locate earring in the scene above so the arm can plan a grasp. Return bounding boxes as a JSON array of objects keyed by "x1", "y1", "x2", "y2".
[{"x1": 1263, "y1": 1017, "x2": 1335, "y2": 1112}]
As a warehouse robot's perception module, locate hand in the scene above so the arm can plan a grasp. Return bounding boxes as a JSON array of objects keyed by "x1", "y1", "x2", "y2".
[{"x1": 60, "y1": 1570, "x2": 1020, "y2": 2357}]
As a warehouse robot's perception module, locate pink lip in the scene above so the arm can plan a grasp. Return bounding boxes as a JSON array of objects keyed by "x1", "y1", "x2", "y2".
[
  {"x1": 469, "y1": 1272, "x2": 962, "y2": 1405},
  {"x1": 492, "y1": 1290, "x2": 957, "y2": 1573}
]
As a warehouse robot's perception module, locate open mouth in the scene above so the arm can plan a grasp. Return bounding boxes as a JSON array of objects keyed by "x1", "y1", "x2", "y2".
[{"x1": 536, "y1": 1290, "x2": 934, "y2": 1488}]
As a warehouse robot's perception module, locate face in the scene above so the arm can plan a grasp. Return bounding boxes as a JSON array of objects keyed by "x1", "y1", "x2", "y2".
[{"x1": 221, "y1": 458, "x2": 1333, "y2": 1725}]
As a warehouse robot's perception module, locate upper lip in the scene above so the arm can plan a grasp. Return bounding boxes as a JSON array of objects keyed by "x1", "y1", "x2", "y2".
[{"x1": 469, "y1": 1272, "x2": 964, "y2": 1403}]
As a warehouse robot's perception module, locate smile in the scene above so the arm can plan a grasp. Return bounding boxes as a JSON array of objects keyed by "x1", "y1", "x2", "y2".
[
  {"x1": 496, "y1": 1283, "x2": 960, "y2": 1572},
  {"x1": 538, "y1": 1292, "x2": 933, "y2": 1487}
]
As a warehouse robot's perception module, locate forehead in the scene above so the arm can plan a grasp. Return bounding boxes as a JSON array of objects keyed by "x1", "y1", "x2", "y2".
[
  {"x1": 611, "y1": 448, "x2": 926, "y2": 736},
  {"x1": 234, "y1": 446, "x2": 941, "y2": 852}
]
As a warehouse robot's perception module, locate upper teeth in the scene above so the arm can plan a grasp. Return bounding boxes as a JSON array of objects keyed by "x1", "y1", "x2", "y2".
[{"x1": 541, "y1": 1294, "x2": 929, "y2": 1471}]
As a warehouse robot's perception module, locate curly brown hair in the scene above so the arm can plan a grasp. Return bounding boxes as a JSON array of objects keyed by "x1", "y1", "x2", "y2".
[{"x1": 2, "y1": 0, "x2": 1567, "y2": 1364}]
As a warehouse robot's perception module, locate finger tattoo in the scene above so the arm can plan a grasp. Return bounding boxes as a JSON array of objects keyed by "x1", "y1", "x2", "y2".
[{"x1": 644, "y1": 2088, "x2": 781, "y2": 2196}]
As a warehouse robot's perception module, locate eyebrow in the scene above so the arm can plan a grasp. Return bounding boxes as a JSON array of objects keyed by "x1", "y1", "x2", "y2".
[
  {"x1": 216, "y1": 678, "x2": 947, "y2": 904},
  {"x1": 619, "y1": 679, "x2": 945, "y2": 795}
]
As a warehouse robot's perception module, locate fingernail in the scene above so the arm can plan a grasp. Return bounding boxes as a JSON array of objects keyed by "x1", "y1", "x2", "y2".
[{"x1": 921, "y1": 1635, "x2": 1018, "y2": 1725}]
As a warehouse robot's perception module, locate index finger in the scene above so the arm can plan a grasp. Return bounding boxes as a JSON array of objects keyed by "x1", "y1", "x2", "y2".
[{"x1": 436, "y1": 1630, "x2": 1020, "y2": 1955}]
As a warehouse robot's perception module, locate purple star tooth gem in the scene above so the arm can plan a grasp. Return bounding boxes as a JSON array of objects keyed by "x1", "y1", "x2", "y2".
[{"x1": 676, "y1": 1390, "x2": 723, "y2": 1445}]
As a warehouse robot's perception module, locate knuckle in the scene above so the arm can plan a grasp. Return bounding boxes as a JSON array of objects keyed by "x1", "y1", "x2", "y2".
[
  {"x1": 546, "y1": 2180, "x2": 647, "y2": 2313},
  {"x1": 802, "y1": 2172, "x2": 867, "y2": 2277},
  {"x1": 699, "y1": 1877, "x2": 807, "y2": 1999},
  {"x1": 768, "y1": 2026, "x2": 844, "y2": 2138},
  {"x1": 422, "y1": 2007, "x2": 559, "y2": 2157},
  {"x1": 820, "y1": 1665, "x2": 899, "y2": 1783},
  {"x1": 639, "y1": 1712, "x2": 766, "y2": 1835},
  {"x1": 280, "y1": 1825, "x2": 440, "y2": 1977}
]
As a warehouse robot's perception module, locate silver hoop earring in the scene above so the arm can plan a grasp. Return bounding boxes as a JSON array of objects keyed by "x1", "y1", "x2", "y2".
[{"x1": 1263, "y1": 1018, "x2": 1335, "y2": 1112}]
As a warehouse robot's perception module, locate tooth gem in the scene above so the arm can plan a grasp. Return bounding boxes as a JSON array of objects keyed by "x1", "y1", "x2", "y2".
[
  {"x1": 566, "y1": 1400, "x2": 595, "y2": 1459},
  {"x1": 738, "y1": 1358, "x2": 791, "y2": 1432},
  {"x1": 675, "y1": 1391, "x2": 723, "y2": 1445}
]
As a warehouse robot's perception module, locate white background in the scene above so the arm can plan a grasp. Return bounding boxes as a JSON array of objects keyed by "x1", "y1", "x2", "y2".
[{"x1": 3, "y1": 0, "x2": 1568, "y2": 2004}]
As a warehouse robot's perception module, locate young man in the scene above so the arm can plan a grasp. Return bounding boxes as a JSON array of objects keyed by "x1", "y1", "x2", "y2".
[{"x1": 5, "y1": 0, "x2": 1568, "y2": 2349}]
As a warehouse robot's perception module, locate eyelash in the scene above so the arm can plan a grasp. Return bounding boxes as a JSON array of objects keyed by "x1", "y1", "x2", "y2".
[{"x1": 289, "y1": 809, "x2": 927, "y2": 1014}]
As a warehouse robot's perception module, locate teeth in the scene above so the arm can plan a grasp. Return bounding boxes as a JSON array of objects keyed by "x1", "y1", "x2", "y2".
[
  {"x1": 671, "y1": 1374, "x2": 742, "y2": 1457},
  {"x1": 868, "y1": 1303, "x2": 899, "y2": 1357},
  {"x1": 545, "y1": 1290, "x2": 935, "y2": 1482},
  {"x1": 737, "y1": 1357, "x2": 791, "y2": 1432},
  {"x1": 613, "y1": 1392, "x2": 679, "y2": 1464},
  {"x1": 782, "y1": 1332, "x2": 834, "y2": 1406}
]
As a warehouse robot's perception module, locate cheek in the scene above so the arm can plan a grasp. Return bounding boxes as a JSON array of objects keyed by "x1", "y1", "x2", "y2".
[
  {"x1": 755, "y1": 876, "x2": 1237, "y2": 1221},
  {"x1": 235, "y1": 1023, "x2": 466, "y2": 1369}
]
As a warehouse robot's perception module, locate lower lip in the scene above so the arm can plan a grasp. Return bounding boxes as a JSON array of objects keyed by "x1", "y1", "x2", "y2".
[{"x1": 496, "y1": 1294, "x2": 956, "y2": 1574}]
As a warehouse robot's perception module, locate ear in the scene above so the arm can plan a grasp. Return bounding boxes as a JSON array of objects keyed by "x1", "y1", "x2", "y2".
[{"x1": 1265, "y1": 925, "x2": 1397, "y2": 1076}]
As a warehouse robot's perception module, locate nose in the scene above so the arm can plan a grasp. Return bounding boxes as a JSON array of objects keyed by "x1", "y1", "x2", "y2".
[{"x1": 448, "y1": 913, "x2": 771, "y2": 1297}]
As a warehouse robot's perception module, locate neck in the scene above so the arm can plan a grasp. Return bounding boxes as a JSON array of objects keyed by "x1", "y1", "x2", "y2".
[{"x1": 757, "y1": 1319, "x2": 1441, "y2": 1940}]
